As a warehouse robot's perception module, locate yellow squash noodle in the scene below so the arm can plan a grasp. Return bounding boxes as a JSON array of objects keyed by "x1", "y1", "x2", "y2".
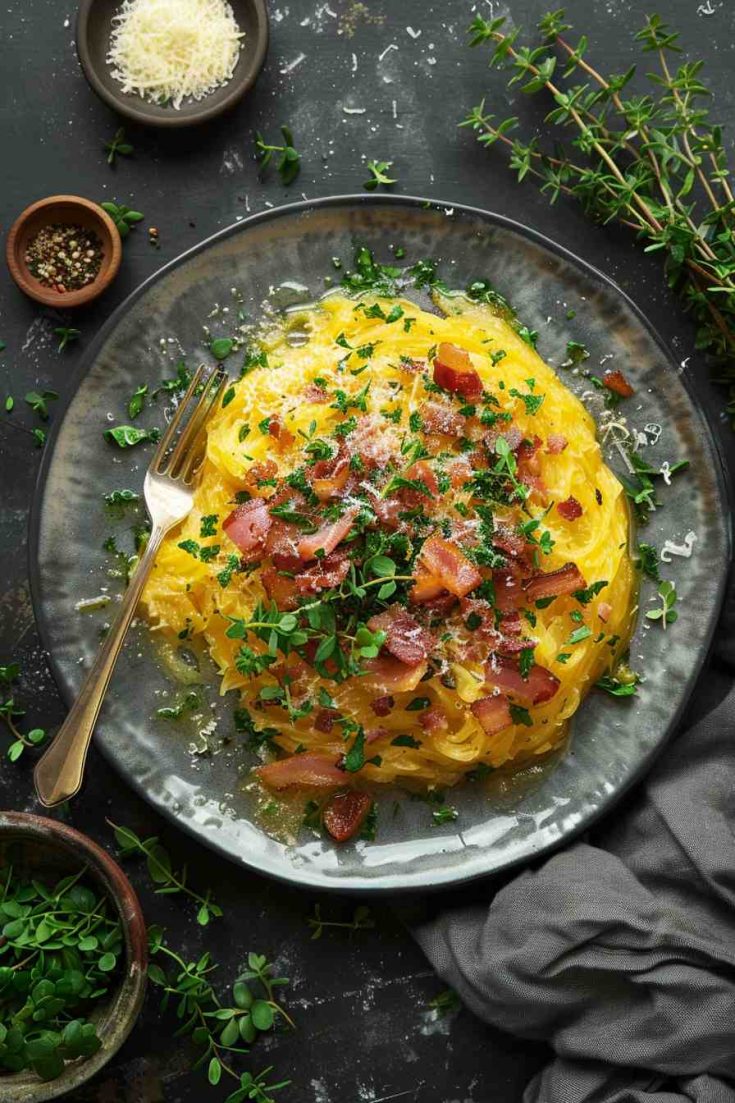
[{"x1": 142, "y1": 291, "x2": 635, "y2": 790}]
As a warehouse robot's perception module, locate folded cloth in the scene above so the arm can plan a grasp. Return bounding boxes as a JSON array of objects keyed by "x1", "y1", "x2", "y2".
[{"x1": 413, "y1": 594, "x2": 735, "y2": 1102}]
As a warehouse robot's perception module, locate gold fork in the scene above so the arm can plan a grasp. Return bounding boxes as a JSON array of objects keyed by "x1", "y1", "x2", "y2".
[{"x1": 33, "y1": 364, "x2": 227, "y2": 808}]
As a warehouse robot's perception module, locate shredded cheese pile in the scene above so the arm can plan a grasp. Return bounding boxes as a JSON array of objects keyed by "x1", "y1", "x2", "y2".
[
  {"x1": 107, "y1": 0, "x2": 244, "y2": 109},
  {"x1": 142, "y1": 293, "x2": 636, "y2": 790}
]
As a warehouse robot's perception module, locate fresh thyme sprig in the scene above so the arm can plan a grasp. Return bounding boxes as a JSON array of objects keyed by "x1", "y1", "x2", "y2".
[
  {"x1": 108, "y1": 821, "x2": 223, "y2": 926},
  {"x1": 363, "y1": 160, "x2": 396, "y2": 191},
  {"x1": 0, "y1": 662, "x2": 49, "y2": 762},
  {"x1": 148, "y1": 928, "x2": 291, "y2": 1099},
  {"x1": 104, "y1": 127, "x2": 134, "y2": 166},
  {"x1": 462, "y1": 10, "x2": 735, "y2": 421},
  {"x1": 306, "y1": 903, "x2": 375, "y2": 940}
]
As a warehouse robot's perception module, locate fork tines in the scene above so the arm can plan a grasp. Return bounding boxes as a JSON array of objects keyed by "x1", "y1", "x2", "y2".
[{"x1": 150, "y1": 364, "x2": 228, "y2": 483}]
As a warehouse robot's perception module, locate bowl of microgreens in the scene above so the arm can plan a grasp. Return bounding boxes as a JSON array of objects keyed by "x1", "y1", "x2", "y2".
[{"x1": 0, "y1": 811, "x2": 147, "y2": 1102}]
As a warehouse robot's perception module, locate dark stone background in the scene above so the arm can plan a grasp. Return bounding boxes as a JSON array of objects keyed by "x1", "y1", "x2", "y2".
[{"x1": 1, "y1": 1, "x2": 733, "y2": 1100}]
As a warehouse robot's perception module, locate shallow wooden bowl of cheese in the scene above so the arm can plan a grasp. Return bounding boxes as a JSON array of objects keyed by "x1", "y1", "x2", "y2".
[{"x1": 76, "y1": 0, "x2": 269, "y2": 127}]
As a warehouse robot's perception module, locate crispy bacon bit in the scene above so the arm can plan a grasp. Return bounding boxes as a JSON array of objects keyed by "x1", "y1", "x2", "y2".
[
  {"x1": 265, "y1": 520, "x2": 302, "y2": 571},
  {"x1": 304, "y1": 382, "x2": 329, "y2": 403},
  {"x1": 406, "y1": 460, "x2": 439, "y2": 496},
  {"x1": 242, "y1": 459, "x2": 278, "y2": 494},
  {"x1": 267, "y1": 416, "x2": 295, "y2": 448},
  {"x1": 371, "y1": 497, "x2": 403, "y2": 531},
  {"x1": 312, "y1": 455, "x2": 350, "y2": 501},
  {"x1": 351, "y1": 417, "x2": 399, "y2": 469},
  {"x1": 517, "y1": 435, "x2": 542, "y2": 469},
  {"x1": 420, "y1": 707, "x2": 448, "y2": 733},
  {"x1": 557, "y1": 496, "x2": 583, "y2": 522},
  {"x1": 460, "y1": 597, "x2": 497, "y2": 639},
  {"x1": 420, "y1": 592, "x2": 459, "y2": 619},
  {"x1": 314, "y1": 708, "x2": 339, "y2": 733},
  {"x1": 498, "y1": 610, "x2": 523, "y2": 639},
  {"x1": 446, "y1": 455, "x2": 474, "y2": 489},
  {"x1": 602, "y1": 369, "x2": 635, "y2": 398},
  {"x1": 409, "y1": 569, "x2": 446, "y2": 604},
  {"x1": 261, "y1": 567, "x2": 299, "y2": 610},
  {"x1": 322, "y1": 790, "x2": 372, "y2": 842},
  {"x1": 494, "y1": 427, "x2": 523, "y2": 453},
  {"x1": 421, "y1": 400, "x2": 466, "y2": 437},
  {"x1": 416, "y1": 534, "x2": 482, "y2": 599},
  {"x1": 433, "y1": 342, "x2": 483, "y2": 399},
  {"x1": 546, "y1": 434, "x2": 568, "y2": 455},
  {"x1": 367, "y1": 604, "x2": 434, "y2": 667},
  {"x1": 363, "y1": 656, "x2": 428, "y2": 693},
  {"x1": 257, "y1": 753, "x2": 346, "y2": 790},
  {"x1": 492, "y1": 525, "x2": 532, "y2": 566},
  {"x1": 297, "y1": 549, "x2": 351, "y2": 594},
  {"x1": 524, "y1": 562, "x2": 586, "y2": 603},
  {"x1": 223, "y1": 500, "x2": 272, "y2": 559},
  {"x1": 492, "y1": 568, "x2": 524, "y2": 612},
  {"x1": 597, "y1": 601, "x2": 612, "y2": 623},
  {"x1": 371, "y1": 694, "x2": 395, "y2": 717},
  {"x1": 298, "y1": 505, "x2": 359, "y2": 561},
  {"x1": 486, "y1": 654, "x2": 560, "y2": 705},
  {"x1": 470, "y1": 693, "x2": 513, "y2": 736}
]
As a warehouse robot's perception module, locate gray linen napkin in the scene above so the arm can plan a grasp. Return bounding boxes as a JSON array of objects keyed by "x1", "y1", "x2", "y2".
[{"x1": 413, "y1": 592, "x2": 735, "y2": 1102}]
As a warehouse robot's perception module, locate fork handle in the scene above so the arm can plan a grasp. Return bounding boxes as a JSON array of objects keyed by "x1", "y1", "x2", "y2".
[{"x1": 34, "y1": 525, "x2": 168, "y2": 808}]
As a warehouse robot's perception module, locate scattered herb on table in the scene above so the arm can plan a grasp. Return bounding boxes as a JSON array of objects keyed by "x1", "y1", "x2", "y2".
[
  {"x1": 155, "y1": 690, "x2": 201, "y2": 721},
  {"x1": 427, "y1": 988, "x2": 461, "y2": 1018},
  {"x1": 306, "y1": 904, "x2": 375, "y2": 940},
  {"x1": 0, "y1": 867, "x2": 122, "y2": 1080},
  {"x1": 104, "y1": 488, "x2": 140, "y2": 509},
  {"x1": 32, "y1": 428, "x2": 46, "y2": 448},
  {"x1": 147, "y1": 927, "x2": 292, "y2": 1099},
  {"x1": 462, "y1": 10, "x2": 735, "y2": 423},
  {"x1": 128, "y1": 384, "x2": 147, "y2": 418},
  {"x1": 431, "y1": 805, "x2": 459, "y2": 826},
  {"x1": 108, "y1": 820, "x2": 222, "y2": 927},
  {"x1": 101, "y1": 201, "x2": 145, "y2": 239},
  {"x1": 210, "y1": 337, "x2": 234, "y2": 361},
  {"x1": 0, "y1": 662, "x2": 48, "y2": 761},
  {"x1": 104, "y1": 126, "x2": 134, "y2": 166},
  {"x1": 55, "y1": 326, "x2": 81, "y2": 352},
  {"x1": 363, "y1": 159, "x2": 397, "y2": 191},
  {"x1": 26, "y1": 226, "x2": 102, "y2": 293},
  {"x1": 255, "y1": 126, "x2": 301, "y2": 185},
  {"x1": 4, "y1": 397, "x2": 13, "y2": 412},
  {"x1": 104, "y1": 424, "x2": 160, "y2": 448},
  {"x1": 646, "y1": 579, "x2": 678, "y2": 628},
  {"x1": 596, "y1": 667, "x2": 640, "y2": 696},
  {"x1": 24, "y1": 389, "x2": 58, "y2": 420}
]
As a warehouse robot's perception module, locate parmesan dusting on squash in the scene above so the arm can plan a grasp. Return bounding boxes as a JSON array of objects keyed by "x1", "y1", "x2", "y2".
[{"x1": 107, "y1": 0, "x2": 244, "y2": 109}]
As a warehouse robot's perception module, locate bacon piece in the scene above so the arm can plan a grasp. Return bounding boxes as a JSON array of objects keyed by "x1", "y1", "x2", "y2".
[
  {"x1": 405, "y1": 460, "x2": 439, "y2": 497},
  {"x1": 488, "y1": 426, "x2": 523, "y2": 454},
  {"x1": 314, "y1": 709, "x2": 339, "y2": 733},
  {"x1": 416, "y1": 534, "x2": 482, "y2": 599},
  {"x1": 322, "y1": 790, "x2": 372, "y2": 842},
  {"x1": 264, "y1": 520, "x2": 303, "y2": 571},
  {"x1": 350, "y1": 417, "x2": 399, "y2": 470},
  {"x1": 304, "y1": 382, "x2": 329, "y2": 403},
  {"x1": 420, "y1": 707, "x2": 447, "y2": 733},
  {"x1": 446, "y1": 455, "x2": 474, "y2": 489},
  {"x1": 460, "y1": 597, "x2": 498, "y2": 639},
  {"x1": 363, "y1": 656, "x2": 428, "y2": 693},
  {"x1": 367, "y1": 604, "x2": 434, "y2": 666},
  {"x1": 421, "y1": 400, "x2": 466, "y2": 437},
  {"x1": 409, "y1": 569, "x2": 446, "y2": 604},
  {"x1": 546, "y1": 434, "x2": 568, "y2": 455},
  {"x1": 557, "y1": 496, "x2": 583, "y2": 521},
  {"x1": 371, "y1": 694, "x2": 395, "y2": 717},
  {"x1": 371, "y1": 497, "x2": 403, "y2": 531},
  {"x1": 517, "y1": 435, "x2": 542, "y2": 470},
  {"x1": 312, "y1": 456, "x2": 350, "y2": 501},
  {"x1": 602, "y1": 369, "x2": 635, "y2": 398},
  {"x1": 498, "y1": 609, "x2": 524, "y2": 639},
  {"x1": 256, "y1": 753, "x2": 346, "y2": 790},
  {"x1": 223, "y1": 500, "x2": 272, "y2": 559},
  {"x1": 242, "y1": 459, "x2": 278, "y2": 495},
  {"x1": 297, "y1": 549, "x2": 350, "y2": 594},
  {"x1": 492, "y1": 525, "x2": 532, "y2": 567},
  {"x1": 267, "y1": 416, "x2": 295, "y2": 448},
  {"x1": 433, "y1": 342, "x2": 483, "y2": 399},
  {"x1": 470, "y1": 693, "x2": 513, "y2": 735},
  {"x1": 486, "y1": 654, "x2": 560, "y2": 705},
  {"x1": 298, "y1": 505, "x2": 359, "y2": 561},
  {"x1": 597, "y1": 601, "x2": 612, "y2": 623},
  {"x1": 419, "y1": 592, "x2": 459, "y2": 619},
  {"x1": 261, "y1": 566, "x2": 299, "y2": 610},
  {"x1": 524, "y1": 562, "x2": 586, "y2": 603},
  {"x1": 492, "y1": 568, "x2": 524, "y2": 612}
]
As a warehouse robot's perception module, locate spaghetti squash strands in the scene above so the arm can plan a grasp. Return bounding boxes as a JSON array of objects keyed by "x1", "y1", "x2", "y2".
[
  {"x1": 142, "y1": 291, "x2": 635, "y2": 791},
  {"x1": 107, "y1": 0, "x2": 244, "y2": 109}
]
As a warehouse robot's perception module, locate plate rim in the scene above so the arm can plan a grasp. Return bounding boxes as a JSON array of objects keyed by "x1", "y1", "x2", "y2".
[{"x1": 28, "y1": 193, "x2": 733, "y2": 893}]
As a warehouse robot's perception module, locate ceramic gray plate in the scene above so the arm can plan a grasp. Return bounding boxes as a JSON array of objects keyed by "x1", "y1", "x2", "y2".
[{"x1": 29, "y1": 196, "x2": 731, "y2": 893}]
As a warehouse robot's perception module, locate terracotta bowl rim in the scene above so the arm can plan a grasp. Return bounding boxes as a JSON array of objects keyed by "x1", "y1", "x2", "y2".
[
  {"x1": 0, "y1": 810, "x2": 147, "y2": 1102},
  {"x1": 5, "y1": 195, "x2": 122, "y2": 308}
]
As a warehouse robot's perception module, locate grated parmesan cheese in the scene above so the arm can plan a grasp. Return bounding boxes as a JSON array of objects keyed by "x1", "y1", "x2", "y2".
[{"x1": 107, "y1": 0, "x2": 244, "y2": 110}]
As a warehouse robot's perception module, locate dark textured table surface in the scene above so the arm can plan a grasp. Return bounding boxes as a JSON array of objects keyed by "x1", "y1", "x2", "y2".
[{"x1": 1, "y1": 1, "x2": 733, "y2": 1100}]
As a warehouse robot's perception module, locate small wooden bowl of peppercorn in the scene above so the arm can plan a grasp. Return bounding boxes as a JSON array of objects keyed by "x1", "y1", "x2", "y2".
[
  {"x1": 0, "y1": 812, "x2": 147, "y2": 1102},
  {"x1": 6, "y1": 195, "x2": 122, "y2": 309}
]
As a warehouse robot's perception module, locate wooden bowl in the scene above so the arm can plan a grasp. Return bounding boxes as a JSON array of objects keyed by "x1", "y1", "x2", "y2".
[
  {"x1": 0, "y1": 812, "x2": 147, "y2": 1102},
  {"x1": 76, "y1": 0, "x2": 269, "y2": 127},
  {"x1": 6, "y1": 196, "x2": 122, "y2": 308}
]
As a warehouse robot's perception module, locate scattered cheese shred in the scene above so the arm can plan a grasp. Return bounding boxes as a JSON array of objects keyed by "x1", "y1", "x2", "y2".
[{"x1": 107, "y1": 0, "x2": 244, "y2": 109}]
